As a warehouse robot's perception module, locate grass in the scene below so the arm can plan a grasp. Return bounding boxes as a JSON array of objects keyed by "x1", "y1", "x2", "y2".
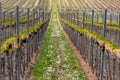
[
  {"x1": 32, "y1": 23, "x2": 53, "y2": 80},
  {"x1": 32, "y1": 5, "x2": 88, "y2": 79}
]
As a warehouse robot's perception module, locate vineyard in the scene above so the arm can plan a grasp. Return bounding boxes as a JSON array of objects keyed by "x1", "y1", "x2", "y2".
[{"x1": 0, "y1": 0, "x2": 120, "y2": 80}]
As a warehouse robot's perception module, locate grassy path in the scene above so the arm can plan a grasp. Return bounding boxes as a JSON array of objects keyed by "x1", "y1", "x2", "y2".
[
  {"x1": 32, "y1": 12, "x2": 87, "y2": 80},
  {"x1": 32, "y1": 1, "x2": 88, "y2": 80}
]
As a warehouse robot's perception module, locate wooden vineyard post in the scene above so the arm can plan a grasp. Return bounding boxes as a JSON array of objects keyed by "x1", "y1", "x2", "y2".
[
  {"x1": 16, "y1": 6, "x2": 20, "y2": 80},
  {"x1": 100, "y1": 9, "x2": 107, "y2": 80}
]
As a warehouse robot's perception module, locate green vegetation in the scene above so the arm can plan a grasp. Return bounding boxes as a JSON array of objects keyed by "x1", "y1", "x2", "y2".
[
  {"x1": 60, "y1": 17, "x2": 117, "y2": 52},
  {"x1": 32, "y1": 8, "x2": 88, "y2": 80},
  {"x1": 1, "y1": 17, "x2": 50, "y2": 53},
  {"x1": 2, "y1": 17, "x2": 33, "y2": 28},
  {"x1": 72, "y1": 18, "x2": 120, "y2": 32}
]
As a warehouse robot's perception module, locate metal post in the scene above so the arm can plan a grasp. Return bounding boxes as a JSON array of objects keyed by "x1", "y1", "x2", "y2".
[
  {"x1": 3, "y1": 11, "x2": 5, "y2": 40},
  {"x1": 0, "y1": 2, "x2": 2, "y2": 46},
  {"x1": 110, "y1": 11, "x2": 112, "y2": 26},
  {"x1": 64, "y1": 12, "x2": 66, "y2": 20},
  {"x1": 119, "y1": 13, "x2": 120, "y2": 27},
  {"x1": 74, "y1": 12, "x2": 75, "y2": 24},
  {"x1": 91, "y1": 10, "x2": 94, "y2": 33},
  {"x1": 102, "y1": 9, "x2": 107, "y2": 38},
  {"x1": 82, "y1": 11, "x2": 85, "y2": 29},
  {"x1": 97, "y1": 13, "x2": 99, "y2": 23},
  {"x1": 89, "y1": 37, "x2": 93, "y2": 67},
  {"x1": 27, "y1": 8, "x2": 30, "y2": 66},
  {"x1": 33, "y1": 10, "x2": 36, "y2": 25},
  {"x1": 100, "y1": 9, "x2": 107, "y2": 80},
  {"x1": 0, "y1": 3, "x2": 2, "y2": 79},
  {"x1": 10, "y1": 12, "x2": 12, "y2": 37},
  {"x1": 77, "y1": 11, "x2": 79, "y2": 26},
  {"x1": 39, "y1": 9, "x2": 40, "y2": 22},
  {"x1": 71, "y1": 13, "x2": 72, "y2": 23},
  {"x1": 36, "y1": 11, "x2": 38, "y2": 23},
  {"x1": 3, "y1": 12, "x2": 5, "y2": 22},
  {"x1": 43, "y1": 9, "x2": 44, "y2": 21},
  {"x1": 69, "y1": 12, "x2": 70, "y2": 22},
  {"x1": 16, "y1": 6, "x2": 20, "y2": 80},
  {"x1": 27, "y1": 8, "x2": 30, "y2": 28},
  {"x1": 109, "y1": 11, "x2": 112, "y2": 40},
  {"x1": 71, "y1": 12, "x2": 73, "y2": 23},
  {"x1": 16, "y1": 6, "x2": 20, "y2": 44},
  {"x1": 68, "y1": 13, "x2": 70, "y2": 22},
  {"x1": 100, "y1": 46, "x2": 105, "y2": 80}
]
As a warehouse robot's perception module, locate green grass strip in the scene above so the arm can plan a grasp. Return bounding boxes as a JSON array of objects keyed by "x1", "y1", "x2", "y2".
[{"x1": 32, "y1": 2, "x2": 88, "y2": 79}]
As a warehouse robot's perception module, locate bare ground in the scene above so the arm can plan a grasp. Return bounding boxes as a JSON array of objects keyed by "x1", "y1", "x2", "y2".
[
  {"x1": 72, "y1": 0, "x2": 79, "y2": 9},
  {"x1": 48, "y1": 0, "x2": 52, "y2": 11},
  {"x1": 57, "y1": 0, "x2": 61, "y2": 10},
  {"x1": 31, "y1": 0, "x2": 40, "y2": 10},
  {"x1": 64, "y1": 0, "x2": 69, "y2": 8},
  {"x1": 22, "y1": 0, "x2": 31, "y2": 8}
]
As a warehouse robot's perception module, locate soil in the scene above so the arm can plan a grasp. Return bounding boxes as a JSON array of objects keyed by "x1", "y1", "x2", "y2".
[
  {"x1": 48, "y1": 0, "x2": 52, "y2": 11},
  {"x1": 22, "y1": 0, "x2": 30, "y2": 8},
  {"x1": 72, "y1": 0, "x2": 79, "y2": 9},
  {"x1": 31, "y1": 0, "x2": 40, "y2": 10},
  {"x1": 64, "y1": 0, "x2": 69, "y2": 8}
]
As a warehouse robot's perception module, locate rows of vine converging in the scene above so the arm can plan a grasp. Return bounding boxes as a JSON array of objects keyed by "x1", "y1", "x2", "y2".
[
  {"x1": 57, "y1": 0, "x2": 120, "y2": 11},
  {"x1": 59, "y1": 9, "x2": 120, "y2": 80},
  {"x1": 0, "y1": 0, "x2": 52, "y2": 46},
  {"x1": 60, "y1": 9, "x2": 120, "y2": 47},
  {"x1": 0, "y1": 0, "x2": 51, "y2": 12},
  {"x1": 0, "y1": 1, "x2": 52, "y2": 80}
]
